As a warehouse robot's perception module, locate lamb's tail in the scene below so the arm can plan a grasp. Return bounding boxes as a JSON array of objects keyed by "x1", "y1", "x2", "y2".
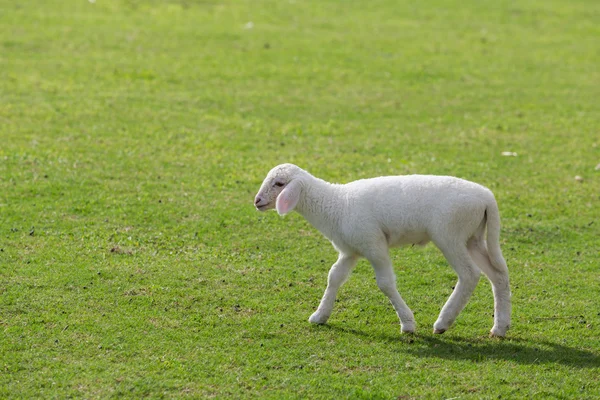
[{"x1": 484, "y1": 197, "x2": 509, "y2": 274}]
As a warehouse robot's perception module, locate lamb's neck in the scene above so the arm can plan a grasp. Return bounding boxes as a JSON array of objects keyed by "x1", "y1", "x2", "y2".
[{"x1": 295, "y1": 175, "x2": 343, "y2": 239}]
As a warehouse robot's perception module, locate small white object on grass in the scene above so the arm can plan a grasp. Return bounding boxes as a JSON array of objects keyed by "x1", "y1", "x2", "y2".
[
  {"x1": 254, "y1": 164, "x2": 511, "y2": 337},
  {"x1": 501, "y1": 151, "x2": 518, "y2": 157}
]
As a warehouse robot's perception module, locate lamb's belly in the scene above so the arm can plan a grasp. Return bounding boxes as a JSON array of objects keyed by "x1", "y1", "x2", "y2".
[{"x1": 387, "y1": 231, "x2": 430, "y2": 248}]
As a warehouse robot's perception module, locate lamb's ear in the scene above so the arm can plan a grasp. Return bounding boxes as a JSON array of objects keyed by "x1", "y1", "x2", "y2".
[{"x1": 276, "y1": 181, "x2": 301, "y2": 216}]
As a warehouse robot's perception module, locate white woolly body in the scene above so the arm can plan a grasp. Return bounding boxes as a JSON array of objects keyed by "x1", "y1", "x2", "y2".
[
  {"x1": 255, "y1": 164, "x2": 511, "y2": 337},
  {"x1": 296, "y1": 175, "x2": 493, "y2": 253}
]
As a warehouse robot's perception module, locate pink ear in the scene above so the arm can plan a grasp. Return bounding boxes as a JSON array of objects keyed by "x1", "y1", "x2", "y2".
[{"x1": 276, "y1": 183, "x2": 300, "y2": 215}]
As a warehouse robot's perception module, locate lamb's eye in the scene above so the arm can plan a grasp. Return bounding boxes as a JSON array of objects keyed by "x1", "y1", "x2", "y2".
[{"x1": 274, "y1": 181, "x2": 285, "y2": 188}]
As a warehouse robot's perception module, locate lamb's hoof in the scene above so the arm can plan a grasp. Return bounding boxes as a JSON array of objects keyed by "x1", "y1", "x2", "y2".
[
  {"x1": 433, "y1": 328, "x2": 446, "y2": 334},
  {"x1": 308, "y1": 312, "x2": 328, "y2": 324},
  {"x1": 489, "y1": 326, "x2": 509, "y2": 338},
  {"x1": 401, "y1": 323, "x2": 416, "y2": 334}
]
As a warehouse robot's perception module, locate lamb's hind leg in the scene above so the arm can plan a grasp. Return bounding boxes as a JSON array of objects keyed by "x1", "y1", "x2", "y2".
[
  {"x1": 365, "y1": 248, "x2": 416, "y2": 333},
  {"x1": 309, "y1": 253, "x2": 358, "y2": 324},
  {"x1": 433, "y1": 240, "x2": 481, "y2": 334},
  {"x1": 467, "y1": 238, "x2": 511, "y2": 337}
]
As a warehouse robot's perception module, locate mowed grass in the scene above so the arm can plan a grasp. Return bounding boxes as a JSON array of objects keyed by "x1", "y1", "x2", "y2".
[{"x1": 1, "y1": 0, "x2": 599, "y2": 398}]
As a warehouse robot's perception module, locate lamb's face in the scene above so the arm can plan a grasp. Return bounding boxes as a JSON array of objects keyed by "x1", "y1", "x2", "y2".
[{"x1": 254, "y1": 164, "x2": 298, "y2": 211}]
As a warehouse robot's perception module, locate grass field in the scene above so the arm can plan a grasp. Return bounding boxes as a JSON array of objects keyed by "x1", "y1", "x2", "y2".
[{"x1": 1, "y1": 0, "x2": 599, "y2": 398}]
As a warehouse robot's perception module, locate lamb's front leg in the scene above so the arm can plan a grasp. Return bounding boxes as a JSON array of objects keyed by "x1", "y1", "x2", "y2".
[
  {"x1": 365, "y1": 249, "x2": 416, "y2": 334},
  {"x1": 309, "y1": 253, "x2": 358, "y2": 324}
]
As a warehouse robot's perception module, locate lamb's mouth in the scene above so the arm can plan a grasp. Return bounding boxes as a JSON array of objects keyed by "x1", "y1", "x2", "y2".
[{"x1": 256, "y1": 203, "x2": 270, "y2": 211}]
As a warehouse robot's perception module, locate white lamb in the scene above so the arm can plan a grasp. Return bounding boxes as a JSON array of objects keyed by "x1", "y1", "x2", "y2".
[{"x1": 254, "y1": 163, "x2": 511, "y2": 337}]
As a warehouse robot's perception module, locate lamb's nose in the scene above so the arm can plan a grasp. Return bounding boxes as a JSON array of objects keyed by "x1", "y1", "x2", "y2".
[{"x1": 254, "y1": 196, "x2": 262, "y2": 205}]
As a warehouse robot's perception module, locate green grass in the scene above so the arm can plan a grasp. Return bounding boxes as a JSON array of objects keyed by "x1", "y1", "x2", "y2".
[{"x1": 1, "y1": 0, "x2": 599, "y2": 398}]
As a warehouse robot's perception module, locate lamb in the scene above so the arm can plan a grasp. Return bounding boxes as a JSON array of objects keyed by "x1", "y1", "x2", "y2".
[{"x1": 254, "y1": 163, "x2": 511, "y2": 337}]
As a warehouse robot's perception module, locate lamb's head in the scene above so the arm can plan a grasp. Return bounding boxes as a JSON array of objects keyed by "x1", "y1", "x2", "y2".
[{"x1": 254, "y1": 163, "x2": 305, "y2": 216}]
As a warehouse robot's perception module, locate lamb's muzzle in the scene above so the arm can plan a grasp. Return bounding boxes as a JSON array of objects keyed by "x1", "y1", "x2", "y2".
[
  {"x1": 254, "y1": 196, "x2": 272, "y2": 211},
  {"x1": 254, "y1": 163, "x2": 511, "y2": 337}
]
